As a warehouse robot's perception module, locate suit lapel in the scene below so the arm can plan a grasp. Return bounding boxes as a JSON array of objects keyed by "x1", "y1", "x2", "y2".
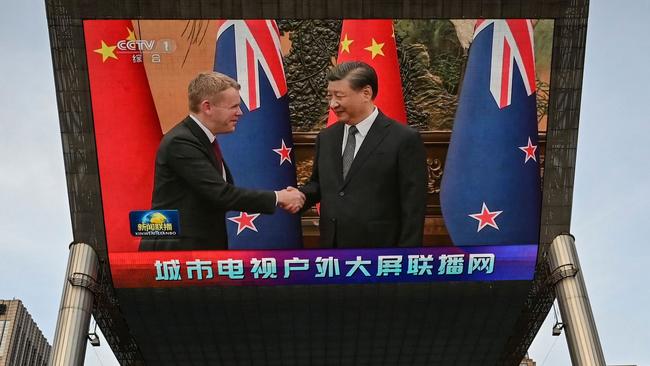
[
  {"x1": 329, "y1": 122, "x2": 345, "y2": 187},
  {"x1": 183, "y1": 116, "x2": 220, "y2": 170},
  {"x1": 341, "y1": 112, "x2": 391, "y2": 189}
]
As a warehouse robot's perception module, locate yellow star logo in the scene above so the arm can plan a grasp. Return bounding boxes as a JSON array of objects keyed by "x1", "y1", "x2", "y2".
[
  {"x1": 93, "y1": 40, "x2": 118, "y2": 62},
  {"x1": 126, "y1": 27, "x2": 136, "y2": 41},
  {"x1": 340, "y1": 33, "x2": 354, "y2": 53},
  {"x1": 364, "y1": 38, "x2": 385, "y2": 59}
]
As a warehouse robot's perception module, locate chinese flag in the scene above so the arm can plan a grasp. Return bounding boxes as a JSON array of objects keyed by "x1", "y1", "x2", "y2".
[
  {"x1": 327, "y1": 19, "x2": 407, "y2": 126},
  {"x1": 84, "y1": 20, "x2": 163, "y2": 252}
]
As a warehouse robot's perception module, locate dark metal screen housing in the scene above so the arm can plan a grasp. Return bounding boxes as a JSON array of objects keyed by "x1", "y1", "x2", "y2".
[{"x1": 46, "y1": 0, "x2": 588, "y2": 364}]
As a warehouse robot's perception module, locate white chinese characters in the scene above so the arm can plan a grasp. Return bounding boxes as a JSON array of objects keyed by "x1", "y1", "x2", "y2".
[{"x1": 153, "y1": 253, "x2": 496, "y2": 282}]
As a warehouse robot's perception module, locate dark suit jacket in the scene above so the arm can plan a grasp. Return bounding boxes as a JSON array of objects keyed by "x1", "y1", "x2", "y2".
[
  {"x1": 300, "y1": 110, "x2": 427, "y2": 247},
  {"x1": 139, "y1": 116, "x2": 276, "y2": 251}
]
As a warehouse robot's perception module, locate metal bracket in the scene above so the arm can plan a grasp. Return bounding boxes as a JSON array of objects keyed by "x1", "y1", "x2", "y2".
[
  {"x1": 547, "y1": 263, "x2": 579, "y2": 286},
  {"x1": 69, "y1": 272, "x2": 101, "y2": 294}
]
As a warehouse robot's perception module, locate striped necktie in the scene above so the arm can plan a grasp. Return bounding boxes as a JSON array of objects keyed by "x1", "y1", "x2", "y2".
[{"x1": 342, "y1": 125, "x2": 358, "y2": 179}]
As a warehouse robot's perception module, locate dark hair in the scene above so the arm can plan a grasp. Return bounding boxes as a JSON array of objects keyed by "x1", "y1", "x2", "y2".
[{"x1": 326, "y1": 61, "x2": 378, "y2": 99}]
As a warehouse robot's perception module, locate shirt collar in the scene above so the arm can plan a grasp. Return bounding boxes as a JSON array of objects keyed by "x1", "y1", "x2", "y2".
[
  {"x1": 346, "y1": 107, "x2": 378, "y2": 138},
  {"x1": 189, "y1": 114, "x2": 216, "y2": 143}
]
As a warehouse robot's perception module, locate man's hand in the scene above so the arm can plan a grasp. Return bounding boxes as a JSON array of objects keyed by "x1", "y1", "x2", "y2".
[{"x1": 277, "y1": 186, "x2": 305, "y2": 214}]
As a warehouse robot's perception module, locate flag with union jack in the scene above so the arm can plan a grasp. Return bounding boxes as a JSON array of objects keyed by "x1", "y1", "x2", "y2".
[
  {"x1": 214, "y1": 20, "x2": 302, "y2": 249},
  {"x1": 440, "y1": 19, "x2": 541, "y2": 246}
]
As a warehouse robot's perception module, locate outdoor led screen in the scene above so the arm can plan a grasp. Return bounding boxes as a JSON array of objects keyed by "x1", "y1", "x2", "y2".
[{"x1": 82, "y1": 19, "x2": 553, "y2": 288}]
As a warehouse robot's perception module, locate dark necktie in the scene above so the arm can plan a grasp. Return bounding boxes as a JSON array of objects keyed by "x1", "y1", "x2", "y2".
[
  {"x1": 342, "y1": 125, "x2": 358, "y2": 180},
  {"x1": 212, "y1": 139, "x2": 224, "y2": 175}
]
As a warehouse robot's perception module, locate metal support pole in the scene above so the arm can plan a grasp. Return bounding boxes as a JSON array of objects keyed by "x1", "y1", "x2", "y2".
[
  {"x1": 49, "y1": 242, "x2": 99, "y2": 366},
  {"x1": 547, "y1": 234, "x2": 606, "y2": 366}
]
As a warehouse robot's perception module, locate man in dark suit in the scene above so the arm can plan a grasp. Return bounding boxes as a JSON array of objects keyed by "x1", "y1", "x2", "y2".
[
  {"x1": 299, "y1": 61, "x2": 427, "y2": 248},
  {"x1": 140, "y1": 72, "x2": 304, "y2": 251}
]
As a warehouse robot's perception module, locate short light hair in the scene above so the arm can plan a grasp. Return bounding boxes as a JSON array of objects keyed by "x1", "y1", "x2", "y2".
[{"x1": 188, "y1": 72, "x2": 240, "y2": 113}]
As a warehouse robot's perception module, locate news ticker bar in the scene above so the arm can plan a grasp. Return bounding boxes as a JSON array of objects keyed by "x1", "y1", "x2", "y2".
[{"x1": 109, "y1": 244, "x2": 537, "y2": 288}]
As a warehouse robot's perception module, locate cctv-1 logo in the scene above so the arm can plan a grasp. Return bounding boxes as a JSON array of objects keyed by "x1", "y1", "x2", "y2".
[{"x1": 116, "y1": 39, "x2": 176, "y2": 53}]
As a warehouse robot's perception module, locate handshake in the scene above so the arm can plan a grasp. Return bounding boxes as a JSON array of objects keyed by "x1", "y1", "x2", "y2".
[{"x1": 276, "y1": 186, "x2": 306, "y2": 214}]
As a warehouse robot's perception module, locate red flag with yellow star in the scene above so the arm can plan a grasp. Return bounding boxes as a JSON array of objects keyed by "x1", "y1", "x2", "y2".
[
  {"x1": 84, "y1": 20, "x2": 162, "y2": 253},
  {"x1": 327, "y1": 19, "x2": 407, "y2": 126}
]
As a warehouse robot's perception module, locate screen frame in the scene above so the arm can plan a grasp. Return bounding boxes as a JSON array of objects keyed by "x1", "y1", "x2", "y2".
[{"x1": 46, "y1": 0, "x2": 589, "y2": 363}]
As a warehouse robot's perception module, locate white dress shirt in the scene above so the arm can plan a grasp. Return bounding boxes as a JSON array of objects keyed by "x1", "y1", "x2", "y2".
[{"x1": 341, "y1": 107, "x2": 379, "y2": 157}]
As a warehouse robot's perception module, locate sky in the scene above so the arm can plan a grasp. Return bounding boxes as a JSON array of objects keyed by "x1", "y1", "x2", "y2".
[{"x1": 0, "y1": 1, "x2": 648, "y2": 365}]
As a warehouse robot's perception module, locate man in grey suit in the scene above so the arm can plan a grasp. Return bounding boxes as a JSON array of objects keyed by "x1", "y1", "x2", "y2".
[
  {"x1": 299, "y1": 61, "x2": 427, "y2": 248},
  {"x1": 140, "y1": 72, "x2": 304, "y2": 251}
]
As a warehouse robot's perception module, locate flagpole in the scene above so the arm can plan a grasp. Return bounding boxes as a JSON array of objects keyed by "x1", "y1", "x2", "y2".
[{"x1": 547, "y1": 234, "x2": 606, "y2": 366}]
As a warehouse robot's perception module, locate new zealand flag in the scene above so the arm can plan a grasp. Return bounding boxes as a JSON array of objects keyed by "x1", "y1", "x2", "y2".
[
  {"x1": 214, "y1": 20, "x2": 302, "y2": 249},
  {"x1": 440, "y1": 19, "x2": 541, "y2": 246}
]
